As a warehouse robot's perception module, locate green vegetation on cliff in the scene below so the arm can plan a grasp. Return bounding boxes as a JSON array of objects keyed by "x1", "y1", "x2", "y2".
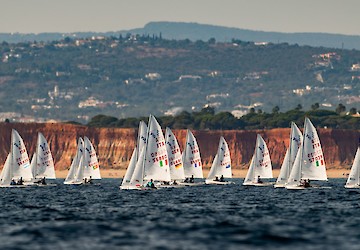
[{"x1": 87, "y1": 105, "x2": 360, "y2": 130}]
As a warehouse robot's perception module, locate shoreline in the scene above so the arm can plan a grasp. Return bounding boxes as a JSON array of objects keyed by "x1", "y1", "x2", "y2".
[{"x1": 55, "y1": 168, "x2": 350, "y2": 179}]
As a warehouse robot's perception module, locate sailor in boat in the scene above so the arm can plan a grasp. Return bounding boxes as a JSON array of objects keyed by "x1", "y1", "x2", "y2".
[
  {"x1": 172, "y1": 180, "x2": 178, "y2": 185},
  {"x1": 10, "y1": 179, "x2": 16, "y2": 185},
  {"x1": 146, "y1": 179, "x2": 156, "y2": 188},
  {"x1": 257, "y1": 175, "x2": 263, "y2": 184},
  {"x1": 41, "y1": 177, "x2": 47, "y2": 185},
  {"x1": 189, "y1": 175, "x2": 195, "y2": 183},
  {"x1": 17, "y1": 177, "x2": 24, "y2": 185},
  {"x1": 83, "y1": 176, "x2": 93, "y2": 184},
  {"x1": 300, "y1": 179, "x2": 311, "y2": 187},
  {"x1": 219, "y1": 175, "x2": 224, "y2": 182},
  {"x1": 34, "y1": 177, "x2": 47, "y2": 185},
  {"x1": 184, "y1": 177, "x2": 189, "y2": 183},
  {"x1": 214, "y1": 176, "x2": 219, "y2": 182}
]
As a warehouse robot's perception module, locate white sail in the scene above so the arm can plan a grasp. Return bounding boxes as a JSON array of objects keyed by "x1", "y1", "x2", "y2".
[
  {"x1": 121, "y1": 147, "x2": 138, "y2": 187},
  {"x1": 243, "y1": 155, "x2": 256, "y2": 185},
  {"x1": 182, "y1": 130, "x2": 203, "y2": 178},
  {"x1": 33, "y1": 132, "x2": 56, "y2": 179},
  {"x1": 243, "y1": 134, "x2": 272, "y2": 185},
  {"x1": 129, "y1": 146, "x2": 146, "y2": 188},
  {"x1": 255, "y1": 134, "x2": 273, "y2": 178},
  {"x1": 11, "y1": 129, "x2": 32, "y2": 181},
  {"x1": 301, "y1": 118, "x2": 327, "y2": 180},
  {"x1": 74, "y1": 155, "x2": 85, "y2": 184},
  {"x1": 137, "y1": 120, "x2": 148, "y2": 158},
  {"x1": 143, "y1": 115, "x2": 171, "y2": 181},
  {"x1": 0, "y1": 154, "x2": 12, "y2": 186},
  {"x1": 30, "y1": 152, "x2": 37, "y2": 179},
  {"x1": 276, "y1": 122, "x2": 303, "y2": 186},
  {"x1": 64, "y1": 137, "x2": 84, "y2": 184},
  {"x1": 285, "y1": 146, "x2": 303, "y2": 187},
  {"x1": 165, "y1": 127, "x2": 185, "y2": 180},
  {"x1": 83, "y1": 136, "x2": 101, "y2": 179},
  {"x1": 289, "y1": 122, "x2": 303, "y2": 169},
  {"x1": 345, "y1": 147, "x2": 360, "y2": 188},
  {"x1": 207, "y1": 154, "x2": 219, "y2": 181},
  {"x1": 207, "y1": 136, "x2": 232, "y2": 180},
  {"x1": 275, "y1": 149, "x2": 290, "y2": 185}
]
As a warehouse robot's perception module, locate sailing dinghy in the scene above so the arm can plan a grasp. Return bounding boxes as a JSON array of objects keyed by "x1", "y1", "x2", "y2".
[
  {"x1": 125, "y1": 115, "x2": 171, "y2": 190},
  {"x1": 285, "y1": 118, "x2": 327, "y2": 190},
  {"x1": 64, "y1": 138, "x2": 84, "y2": 185},
  {"x1": 180, "y1": 129, "x2": 204, "y2": 186},
  {"x1": 206, "y1": 136, "x2": 233, "y2": 185},
  {"x1": 345, "y1": 144, "x2": 360, "y2": 189},
  {"x1": 120, "y1": 121, "x2": 147, "y2": 190},
  {"x1": 274, "y1": 122, "x2": 303, "y2": 188},
  {"x1": 30, "y1": 132, "x2": 56, "y2": 185},
  {"x1": 164, "y1": 127, "x2": 186, "y2": 187},
  {"x1": 243, "y1": 134, "x2": 273, "y2": 186},
  {"x1": 0, "y1": 129, "x2": 33, "y2": 187}
]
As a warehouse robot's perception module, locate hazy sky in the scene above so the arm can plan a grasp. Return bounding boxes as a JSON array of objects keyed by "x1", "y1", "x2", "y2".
[{"x1": 1, "y1": 0, "x2": 359, "y2": 35}]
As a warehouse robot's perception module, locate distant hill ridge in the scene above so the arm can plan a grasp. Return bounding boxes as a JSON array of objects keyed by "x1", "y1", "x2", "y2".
[{"x1": 1, "y1": 21, "x2": 360, "y2": 50}]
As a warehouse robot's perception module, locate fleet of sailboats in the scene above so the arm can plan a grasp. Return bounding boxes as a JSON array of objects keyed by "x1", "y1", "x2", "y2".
[{"x1": 0, "y1": 116, "x2": 356, "y2": 189}]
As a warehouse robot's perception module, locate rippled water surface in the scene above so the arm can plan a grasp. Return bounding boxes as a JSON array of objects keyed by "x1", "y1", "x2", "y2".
[{"x1": 0, "y1": 179, "x2": 360, "y2": 250}]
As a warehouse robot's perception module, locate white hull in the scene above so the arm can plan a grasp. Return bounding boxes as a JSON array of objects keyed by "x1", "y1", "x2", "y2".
[
  {"x1": 274, "y1": 183, "x2": 286, "y2": 188},
  {"x1": 0, "y1": 184, "x2": 28, "y2": 188},
  {"x1": 177, "y1": 182, "x2": 204, "y2": 187},
  {"x1": 243, "y1": 182, "x2": 273, "y2": 187},
  {"x1": 205, "y1": 180, "x2": 234, "y2": 185},
  {"x1": 285, "y1": 185, "x2": 306, "y2": 190},
  {"x1": 63, "y1": 181, "x2": 83, "y2": 185},
  {"x1": 345, "y1": 184, "x2": 360, "y2": 189}
]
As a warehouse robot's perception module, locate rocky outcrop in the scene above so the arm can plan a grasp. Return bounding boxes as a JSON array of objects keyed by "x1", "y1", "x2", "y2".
[{"x1": 0, "y1": 123, "x2": 359, "y2": 170}]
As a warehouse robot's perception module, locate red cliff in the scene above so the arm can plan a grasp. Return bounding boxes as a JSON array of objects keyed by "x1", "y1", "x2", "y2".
[{"x1": 0, "y1": 123, "x2": 359, "y2": 170}]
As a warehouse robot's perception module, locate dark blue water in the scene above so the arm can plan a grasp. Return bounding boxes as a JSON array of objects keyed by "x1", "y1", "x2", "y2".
[{"x1": 0, "y1": 179, "x2": 359, "y2": 250}]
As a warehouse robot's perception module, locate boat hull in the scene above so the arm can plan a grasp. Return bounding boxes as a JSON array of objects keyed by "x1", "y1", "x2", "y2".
[{"x1": 205, "y1": 180, "x2": 234, "y2": 185}]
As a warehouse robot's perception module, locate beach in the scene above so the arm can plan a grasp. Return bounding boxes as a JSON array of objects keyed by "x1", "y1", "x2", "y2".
[{"x1": 55, "y1": 168, "x2": 350, "y2": 179}]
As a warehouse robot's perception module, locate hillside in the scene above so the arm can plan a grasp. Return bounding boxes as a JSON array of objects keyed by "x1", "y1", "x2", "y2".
[
  {"x1": 1, "y1": 22, "x2": 360, "y2": 50},
  {"x1": 0, "y1": 123, "x2": 358, "y2": 171},
  {"x1": 0, "y1": 34, "x2": 359, "y2": 123}
]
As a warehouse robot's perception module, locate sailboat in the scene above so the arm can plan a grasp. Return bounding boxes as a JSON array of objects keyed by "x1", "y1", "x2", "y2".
[
  {"x1": 82, "y1": 136, "x2": 101, "y2": 182},
  {"x1": 64, "y1": 137, "x2": 84, "y2": 185},
  {"x1": 126, "y1": 115, "x2": 171, "y2": 190},
  {"x1": 206, "y1": 136, "x2": 233, "y2": 185},
  {"x1": 120, "y1": 120, "x2": 148, "y2": 190},
  {"x1": 0, "y1": 129, "x2": 33, "y2": 187},
  {"x1": 285, "y1": 117, "x2": 327, "y2": 190},
  {"x1": 165, "y1": 127, "x2": 185, "y2": 184},
  {"x1": 274, "y1": 122, "x2": 303, "y2": 188},
  {"x1": 345, "y1": 144, "x2": 360, "y2": 188},
  {"x1": 243, "y1": 134, "x2": 273, "y2": 186},
  {"x1": 30, "y1": 132, "x2": 56, "y2": 185},
  {"x1": 182, "y1": 129, "x2": 204, "y2": 185}
]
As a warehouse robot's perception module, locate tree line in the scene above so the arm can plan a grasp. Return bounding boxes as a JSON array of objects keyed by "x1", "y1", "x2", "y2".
[{"x1": 85, "y1": 104, "x2": 359, "y2": 130}]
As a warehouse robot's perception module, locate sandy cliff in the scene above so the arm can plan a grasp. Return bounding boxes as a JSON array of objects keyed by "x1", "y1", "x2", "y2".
[{"x1": 0, "y1": 123, "x2": 359, "y2": 171}]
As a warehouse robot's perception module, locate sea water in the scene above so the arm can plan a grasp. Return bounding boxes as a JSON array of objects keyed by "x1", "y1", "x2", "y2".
[{"x1": 0, "y1": 179, "x2": 359, "y2": 250}]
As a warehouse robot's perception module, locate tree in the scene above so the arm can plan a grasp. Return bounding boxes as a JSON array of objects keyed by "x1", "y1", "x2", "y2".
[
  {"x1": 272, "y1": 106, "x2": 280, "y2": 114},
  {"x1": 335, "y1": 103, "x2": 346, "y2": 114},
  {"x1": 349, "y1": 107, "x2": 357, "y2": 115},
  {"x1": 311, "y1": 103, "x2": 320, "y2": 110},
  {"x1": 295, "y1": 104, "x2": 303, "y2": 111}
]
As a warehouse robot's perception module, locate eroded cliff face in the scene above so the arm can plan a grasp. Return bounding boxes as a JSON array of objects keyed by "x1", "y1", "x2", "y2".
[{"x1": 0, "y1": 123, "x2": 358, "y2": 170}]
